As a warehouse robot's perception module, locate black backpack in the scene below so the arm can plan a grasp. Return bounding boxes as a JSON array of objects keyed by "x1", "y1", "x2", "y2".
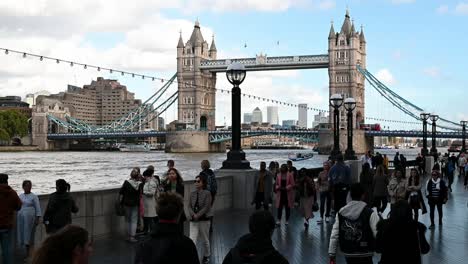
[
  {"x1": 229, "y1": 247, "x2": 274, "y2": 264},
  {"x1": 338, "y1": 207, "x2": 375, "y2": 254}
]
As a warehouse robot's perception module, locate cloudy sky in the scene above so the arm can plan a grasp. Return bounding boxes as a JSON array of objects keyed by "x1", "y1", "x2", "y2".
[{"x1": 0, "y1": 0, "x2": 466, "y2": 129}]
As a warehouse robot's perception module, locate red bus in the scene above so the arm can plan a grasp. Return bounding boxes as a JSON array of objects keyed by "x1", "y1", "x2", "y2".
[{"x1": 359, "y1": 123, "x2": 381, "y2": 131}]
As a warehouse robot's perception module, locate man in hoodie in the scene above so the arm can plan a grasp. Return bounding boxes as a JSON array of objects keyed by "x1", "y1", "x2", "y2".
[
  {"x1": 0, "y1": 173, "x2": 22, "y2": 264},
  {"x1": 43, "y1": 179, "x2": 79, "y2": 234},
  {"x1": 222, "y1": 211, "x2": 288, "y2": 264},
  {"x1": 329, "y1": 183, "x2": 380, "y2": 264}
]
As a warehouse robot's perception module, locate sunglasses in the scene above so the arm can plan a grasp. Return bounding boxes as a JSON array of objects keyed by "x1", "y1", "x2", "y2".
[{"x1": 195, "y1": 180, "x2": 201, "y2": 183}]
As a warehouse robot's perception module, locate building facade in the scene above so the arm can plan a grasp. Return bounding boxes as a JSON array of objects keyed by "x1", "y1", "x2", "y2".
[
  {"x1": 243, "y1": 113, "x2": 252, "y2": 124},
  {"x1": 298, "y1": 103, "x2": 308, "y2": 128},
  {"x1": 267, "y1": 106, "x2": 279, "y2": 125},
  {"x1": 177, "y1": 21, "x2": 217, "y2": 130},
  {"x1": 282, "y1": 120, "x2": 296, "y2": 129},
  {"x1": 312, "y1": 112, "x2": 329, "y2": 129},
  {"x1": 0, "y1": 96, "x2": 32, "y2": 117},
  {"x1": 24, "y1": 90, "x2": 51, "y2": 107},
  {"x1": 328, "y1": 9, "x2": 366, "y2": 129},
  {"x1": 37, "y1": 78, "x2": 157, "y2": 130},
  {"x1": 252, "y1": 107, "x2": 263, "y2": 123}
]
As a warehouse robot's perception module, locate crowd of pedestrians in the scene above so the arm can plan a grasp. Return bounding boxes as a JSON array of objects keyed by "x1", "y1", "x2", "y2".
[{"x1": 1, "y1": 149, "x2": 467, "y2": 264}]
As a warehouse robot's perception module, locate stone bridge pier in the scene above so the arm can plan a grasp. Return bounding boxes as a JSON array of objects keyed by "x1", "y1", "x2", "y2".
[{"x1": 32, "y1": 101, "x2": 71, "y2": 150}]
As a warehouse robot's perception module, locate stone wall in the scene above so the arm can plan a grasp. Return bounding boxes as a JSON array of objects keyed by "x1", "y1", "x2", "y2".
[
  {"x1": 165, "y1": 131, "x2": 224, "y2": 153},
  {"x1": 318, "y1": 129, "x2": 374, "y2": 156},
  {"x1": 26, "y1": 175, "x2": 233, "y2": 245}
]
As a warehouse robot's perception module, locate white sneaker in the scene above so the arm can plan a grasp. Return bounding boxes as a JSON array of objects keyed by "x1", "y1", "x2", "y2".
[{"x1": 317, "y1": 218, "x2": 323, "y2": 224}]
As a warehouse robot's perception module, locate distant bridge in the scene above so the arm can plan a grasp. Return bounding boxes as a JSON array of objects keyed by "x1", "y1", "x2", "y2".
[{"x1": 47, "y1": 129, "x2": 464, "y2": 142}]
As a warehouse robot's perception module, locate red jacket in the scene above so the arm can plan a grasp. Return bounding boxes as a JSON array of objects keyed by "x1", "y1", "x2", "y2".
[{"x1": 0, "y1": 184, "x2": 22, "y2": 229}]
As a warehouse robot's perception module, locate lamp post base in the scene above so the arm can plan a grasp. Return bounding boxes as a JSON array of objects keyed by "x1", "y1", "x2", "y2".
[
  {"x1": 421, "y1": 148, "x2": 429, "y2": 156},
  {"x1": 330, "y1": 149, "x2": 342, "y2": 160},
  {"x1": 221, "y1": 150, "x2": 251, "y2": 169},
  {"x1": 345, "y1": 149, "x2": 357, "y2": 160}
]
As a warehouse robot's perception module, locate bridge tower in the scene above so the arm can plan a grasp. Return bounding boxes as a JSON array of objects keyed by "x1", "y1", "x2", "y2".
[
  {"x1": 328, "y1": 9, "x2": 366, "y2": 128},
  {"x1": 176, "y1": 20, "x2": 217, "y2": 130}
]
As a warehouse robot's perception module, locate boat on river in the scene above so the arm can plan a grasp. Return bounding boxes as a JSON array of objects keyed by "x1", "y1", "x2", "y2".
[
  {"x1": 288, "y1": 153, "x2": 314, "y2": 161},
  {"x1": 117, "y1": 143, "x2": 151, "y2": 152}
]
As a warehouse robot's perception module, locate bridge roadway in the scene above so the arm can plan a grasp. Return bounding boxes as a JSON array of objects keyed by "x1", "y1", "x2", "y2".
[
  {"x1": 46, "y1": 129, "x2": 464, "y2": 141},
  {"x1": 59, "y1": 174, "x2": 466, "y2": 264}
]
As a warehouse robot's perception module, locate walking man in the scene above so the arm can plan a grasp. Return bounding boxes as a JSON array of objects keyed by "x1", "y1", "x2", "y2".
[
  {"x1": 329, "y1": 183, "x2": 380, "y2": 264},
  {"x1": 329, "y1": 154, "x2": 352, "y2": 217}
]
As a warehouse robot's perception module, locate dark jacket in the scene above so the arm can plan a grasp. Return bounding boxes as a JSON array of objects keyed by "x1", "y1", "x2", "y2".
[
  {"x1": 376, "y1": 220, "x2": 430, "y2": 264},
  {"x1": 135, "y1": 222, "x2": 199, "y2": 264},
  {"x1": 0, "y1": 184, "x2": 22, "y2": 229},
  {"x1": 426, "y1": 179, "x2": 448, "y2": 204},
  {"x1": 162, "y1": 180, "x2": 184, "y2": 197},
  {"x1": 43, "y1": 192, "x2": 79, "y2": 233},
  {"x1": 200, "y1": 169, "x2": 217, "y2": 195},
  {"x1": 119, "y1": 180, "x2": 141, "y2": 207},
  {"x1": 222, "y1": 233, "x2": 288, "y2": 264}
]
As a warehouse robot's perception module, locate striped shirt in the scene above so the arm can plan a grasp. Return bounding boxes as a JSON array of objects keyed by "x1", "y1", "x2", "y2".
[
  {"x1": 187, "y1": 189, "x2": 213, "y2": 220},
  {"x1": 430, "y1": 182, "x2": 440, "y2": 199}
]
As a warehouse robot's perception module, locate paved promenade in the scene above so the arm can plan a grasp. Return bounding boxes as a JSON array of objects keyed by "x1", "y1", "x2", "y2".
[{"x1": 85, "y1": 174, "x2": 468, "y2": 264}]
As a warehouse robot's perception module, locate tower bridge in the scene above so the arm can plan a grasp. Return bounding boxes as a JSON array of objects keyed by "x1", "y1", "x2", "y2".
[{"x1": 33, "y1": 10, "x2": 463, "y2": 152}]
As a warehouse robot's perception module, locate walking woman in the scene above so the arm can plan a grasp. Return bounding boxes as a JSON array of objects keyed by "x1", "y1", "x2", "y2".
[
  {"x1": 376, "y1": 200, "x2": 430, "y2": 264},
  {"x1": 372, "y1": 165, "x2": 389, "y2": 214},
  {"x1": 252, "y1": 162, "x2": 273, "y2": 210},
  {"x1": 162, "y1": 168, "x2": 185, "y2": 232},
  {"x1": 17, "y1": 180, "x2": 42, "y2": 261},
  {"x1": 142, "y1": 168, "x2": 159, "y2": 234},
  {"x1": 297, "y1": 168, "x2": 316, "y2": 229},
  {"x1": 119, "y1": 168, "x2": 142, "y2": 242},
  {"x1": 274, "y1": 164, "x2": 295, "y2": 226},
  {"x1": 359, "y1": 163, "x2": 374, "y2": 205},
  {"x1": 406, "y1": 168, "x2": 427, "y2": 221},
  {"x1": 388, "y1": 170, "x2": 407, "y2": 208},
  {"x1": 426, "y1": 170, "x2": 448, "y2": 229},
  {"x1": 317, "y1": 161, "x2": 331, "y2": 224},
  {"x1": 187, "y1": 175, "x2": 212, "y2": 264}
]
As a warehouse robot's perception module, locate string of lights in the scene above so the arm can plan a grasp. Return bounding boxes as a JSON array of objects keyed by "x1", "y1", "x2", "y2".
[{"x1": 1, "y1": 47, "x2": 423, "y2": 126}]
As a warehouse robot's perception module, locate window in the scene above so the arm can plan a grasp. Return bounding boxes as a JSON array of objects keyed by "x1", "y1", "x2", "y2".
[
  {"x1": 340, "y1": 40, "x2": 345, "y2": 46},
  {"x1": 340, "y1": 51, "x2": 345, "y2": 59}
]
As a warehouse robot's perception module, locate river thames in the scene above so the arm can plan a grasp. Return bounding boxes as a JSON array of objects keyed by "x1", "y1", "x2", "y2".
[{"x1": 0, "y1": 149, "x2": 418, "y2": 194}]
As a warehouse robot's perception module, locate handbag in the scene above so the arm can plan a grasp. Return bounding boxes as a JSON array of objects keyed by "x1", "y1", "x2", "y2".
[{"x1": 115, "y1": 196, "x2": 125, "y2": 216}]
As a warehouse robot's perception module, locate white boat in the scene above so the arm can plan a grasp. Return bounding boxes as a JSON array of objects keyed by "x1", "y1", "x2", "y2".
[
  {"x1": 118, "y1": 143, "x2": 151, "y2": 152},
  {"x1": 288, "y1": 153, "x2": 314, "y2": 161}
]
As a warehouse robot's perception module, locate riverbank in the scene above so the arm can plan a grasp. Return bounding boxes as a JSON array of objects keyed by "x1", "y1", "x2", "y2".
[{"x1": 0, "y1": 145, "x2": 40, "y2": 151}]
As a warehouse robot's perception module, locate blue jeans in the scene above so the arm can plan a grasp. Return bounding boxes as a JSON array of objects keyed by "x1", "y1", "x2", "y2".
[{"x1": 0, "y1": 229, "x2": 13, "y2": 264}]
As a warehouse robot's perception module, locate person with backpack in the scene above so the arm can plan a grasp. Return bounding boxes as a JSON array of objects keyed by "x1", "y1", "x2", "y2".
[
  {"x1": 222, "y1": 211, "x2": 288, "y2": 264},
  {"x1": 328, "y1": 183, "x2": 380, "y2": 264},
  {"x1": 134, "y1": 192, "x2": 199, "y2": 264},
  {"x1": 375, "y1": 200, "x2": 430, "y2": 264},
  {"x1": 426, "y1": 170, "x2": 448, "y2": 229}
]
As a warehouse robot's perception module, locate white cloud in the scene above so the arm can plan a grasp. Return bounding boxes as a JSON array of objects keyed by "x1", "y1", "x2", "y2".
[
  {"x1": 436, "y1": 5, "x2": 449, "y2": 14},
  {"x1": 375, "y1": 69, "x2": 396, "y2": 85},
  {"x1": 318, "y1": 0, "x2": 336, "y2": 10},
  {"x1": 455, "y1": 2, "x2": 468, "y2": 15},
  {"x1": 390, "y1": 0, "x2": 416, "y2": 4},
  {"x1": 423, "y1": 67, "x2": 441, "y2": 78}
]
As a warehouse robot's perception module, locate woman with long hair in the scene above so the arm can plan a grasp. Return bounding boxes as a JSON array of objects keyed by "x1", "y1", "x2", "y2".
[
  {"x1": 32, "y1": 225, "x2": 93, "y2": 264},
  {"x1": 376, "y1": 200, "x2": 430, "y2": 264},
  {"x1": 119, "y1": 168, "x2": 142, "y2": 242},
  {"x1": 16, "y1": 180, "x2": 42, "y2": 261},
  {"x1": 359, "y1": 163, "x2": 374, "y2": 205},
  {"x1": 162, "y1": 167, "x2": 185, "y2": 232},
  {"x1": 274, "y1": 164, "x2": 295, "y2": 226},
  {"x1": 406, "y1": 168, "x2": 427, "y2": 221},
  {"x1": 317, "y1": 161, "x2": 331, "y2": 223}
]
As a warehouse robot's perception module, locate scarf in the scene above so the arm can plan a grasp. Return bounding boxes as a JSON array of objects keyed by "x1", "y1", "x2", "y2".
[{"x1": 431, "y1": 178, "x2": 440, "y2": 190}]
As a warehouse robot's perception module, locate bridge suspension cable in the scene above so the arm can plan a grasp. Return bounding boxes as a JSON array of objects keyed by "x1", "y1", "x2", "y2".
[{"x1": 357, "y1": 65, "x2": 461, "y2": 131}]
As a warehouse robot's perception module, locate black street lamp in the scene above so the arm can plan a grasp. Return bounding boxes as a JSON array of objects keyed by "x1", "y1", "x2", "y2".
[
  {"x1": 222, "y1": 63, "x2": 250, "y2": 169},
  {"x1": 344, "y1": 97, "x2": 357, "y2": 160},
  {"x1": 429, "y1": 114, "x2": 439, "y2": 158},
  {"x1": 420, "y1": 112, "x2": 430, "y2": 156},
  {"x1": 461, "y1": 120, "x2": 467, "y2": 153},
  {"x1": 330, "y1": 93, "x2": 343, "y2": 159}
]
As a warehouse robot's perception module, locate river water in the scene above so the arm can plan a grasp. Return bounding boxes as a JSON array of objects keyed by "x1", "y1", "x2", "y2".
[{"x1": 0, "y1": 149, "x2": 418, "y2": 194}]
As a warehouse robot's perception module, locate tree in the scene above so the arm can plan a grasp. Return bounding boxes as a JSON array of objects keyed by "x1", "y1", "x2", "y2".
[{"x1": 0, "y1": 110, "x2": 29, "y2": 142}]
